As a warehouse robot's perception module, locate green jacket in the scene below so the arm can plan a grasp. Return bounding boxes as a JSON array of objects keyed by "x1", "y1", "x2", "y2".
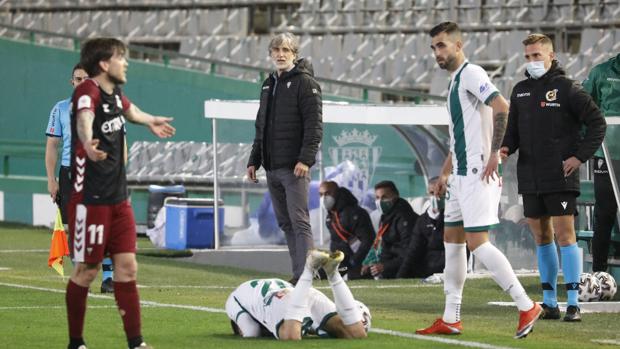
[{"x1": 583, "y1": 53, "x2": 620, "y2": 159}]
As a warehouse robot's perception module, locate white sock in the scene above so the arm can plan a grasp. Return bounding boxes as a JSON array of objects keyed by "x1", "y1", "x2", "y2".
[
  {"x1": 472, "y1": 242, "x2": 533, "y2": 311},
  {"x1": 443, "y1": 242, "x2": 467, "y2": 323},
  {"x1": 284, "y1": 266, "x2": 314, "y2": 321},
  {"x1": 328, "y1": 269, "x2": 362, "y2": 325}
]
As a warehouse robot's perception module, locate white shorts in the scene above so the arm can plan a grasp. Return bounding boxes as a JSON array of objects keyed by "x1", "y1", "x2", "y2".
[{"x1": 444, "y1": 172, "x2": 501, "y2": 232}]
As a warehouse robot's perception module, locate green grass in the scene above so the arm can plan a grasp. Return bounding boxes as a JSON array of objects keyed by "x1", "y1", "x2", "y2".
[{"x1": 1, "y1": 224, "x2": 619, "y2": 349}]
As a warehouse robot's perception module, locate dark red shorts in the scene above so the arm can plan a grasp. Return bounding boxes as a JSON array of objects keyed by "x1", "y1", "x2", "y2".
[{"x1": 68, "y1": 199, "x2": 136, "y2": 264}]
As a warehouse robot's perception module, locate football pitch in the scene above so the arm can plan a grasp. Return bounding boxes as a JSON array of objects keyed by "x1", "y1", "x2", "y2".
[{"x1": 1, "y1": 223, "x2": 618, "y2": 349}]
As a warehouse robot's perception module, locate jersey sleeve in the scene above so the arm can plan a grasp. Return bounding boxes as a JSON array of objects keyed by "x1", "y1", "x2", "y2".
[
  {"x1": 462, "y1": 65, "x2": 500, "y2": 105},
  {"x1": 73, "y1": 80, "x2": 100, "y2": 114},
  {"x1": 45, "y1": 102, "x2": 62, "y2": 137},
  {"x1": 121, "y1": 94, "x2": 131, "y2": 112}
]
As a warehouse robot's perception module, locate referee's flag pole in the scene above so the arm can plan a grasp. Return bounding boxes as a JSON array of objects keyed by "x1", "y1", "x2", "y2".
[{"x1": 48, "y1": 208, "x2": 69, "y2": 276}]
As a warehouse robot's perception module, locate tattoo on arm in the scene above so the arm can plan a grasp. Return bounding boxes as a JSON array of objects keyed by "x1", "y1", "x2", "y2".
[{"x1": 491, "y1": 112, "x2": 508, "y2": 152}]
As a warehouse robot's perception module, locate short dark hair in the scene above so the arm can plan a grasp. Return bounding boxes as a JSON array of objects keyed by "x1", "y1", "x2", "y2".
[
  {"x1": 80, "y1": 38, "x2": 127, "y2": 77},
  {"x1": 374, "y1": 180, "x2": 399, "y2": 196},
  {"x1": 72, "y1": 63, "x2": 85, "y2": 75},
  {"x1": 429, "y1": 21, "x2": 461, "y2": 38}
]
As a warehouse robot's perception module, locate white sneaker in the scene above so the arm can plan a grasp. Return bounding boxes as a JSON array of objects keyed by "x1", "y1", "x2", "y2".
[
  {"x1": 305, "y1": 249, "x2": 330, "y2": 273},
  {"x1": 323, "y1": 250, "x2": 345, "y2": 277},
  {"x1": 133, "y1": 343, "x2": 153, "y2": 349},
  {"x1": 77, "y1": 346, "x2": 88, "y2": 349}
]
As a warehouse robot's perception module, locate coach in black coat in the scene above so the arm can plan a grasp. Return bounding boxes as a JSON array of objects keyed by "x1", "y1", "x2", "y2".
[
  {"x1": 321, "y1": 182, "x2": 375, "y2": 280},
  {"x1": 246, "y1": 33, "x2": 323, "y2": 283}
]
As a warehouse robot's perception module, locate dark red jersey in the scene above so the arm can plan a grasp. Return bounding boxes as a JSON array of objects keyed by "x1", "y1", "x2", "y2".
[{"x1": 71, "y1": 79, "x2": 131, "y2": 205}]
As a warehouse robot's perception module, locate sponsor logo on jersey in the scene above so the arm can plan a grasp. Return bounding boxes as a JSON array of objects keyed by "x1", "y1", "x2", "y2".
[
  {"x1": 312, "y1": 88, "x2": 318, "y2": 94},
  {"x1": 516, "y1": 92, "x2": 531, "y2": 97},
  {"x1": 607, "y1": 77, "x2": 620, "y2": 82},
  {"x1": 262, "y1": 86, "x2": 269, "y2": 90},
  {"x1": 540, "y1": 101, "x2": 561, "y2": 108},
  {"x1": 287, "y1": 81, "x2": 291, "y2": 88},
  {"x1": 545, "y1": 89, "x2": 558, "y2": 102},
  {"x1": 479, "y1": 82, "x2": 489, "y2": 94},
  {"x1": 561, "y1": 201, "x2": 568, "y2": 210},
  {"x1": 77, "y1": 95, "x2": 92, "y2": 110},
  {"x1": 101, "y1": 116, "x2": 126, "y2": 134}
]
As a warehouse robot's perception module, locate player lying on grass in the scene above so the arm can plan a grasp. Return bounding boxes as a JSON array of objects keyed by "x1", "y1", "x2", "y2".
[{"x1": 225, "y1": 250, "x2": 370, "y2": 340}]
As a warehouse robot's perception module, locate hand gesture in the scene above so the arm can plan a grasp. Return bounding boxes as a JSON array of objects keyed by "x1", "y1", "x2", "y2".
[
  {"x1": 482, "y1": 152, "x2": 500, "y2": 183},
  {"x1": 48, "y1": 179, "x2": 59, "y2": 201},
  {"x1": 84, "y1": 139, "x2": 107, "y2": 162},
  {"x1": 148, "y1": 116, "x2": 175, "y2": 138},
  {"x1": 432, "y1": 175, "x2": 448, "y2": 197},
  {"x1": 293, "y1": 161, "x2": 309, "y2": 177},
  {"x1": 246, "y1": 165, "x2": 258, "y2": 183},
  {"x1": 563, "y1": 156, "x2": 582, "y2": 177},
  {"x1": 499, "y1": 146, "x2": 509, "y2": 160}
]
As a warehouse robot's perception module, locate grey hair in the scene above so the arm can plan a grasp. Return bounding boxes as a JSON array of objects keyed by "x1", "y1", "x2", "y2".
[{"x1": 268, "y1": 32, "x2": 299, "y2": 57}]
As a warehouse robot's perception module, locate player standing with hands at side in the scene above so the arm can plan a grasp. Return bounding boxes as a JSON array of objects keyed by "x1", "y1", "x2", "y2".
[
  {"x1": 65, "y1": 38, "x2": 175, "y2": 349},
  {"x1": 246, "y1": 32, "x2": 323, "y2": 285},
  {"x1": 501, "y1": 34, "x2": 606, "y2": 322},
  {"x1": 417, "y1": 22, "x2": 541, "y2": 339}
]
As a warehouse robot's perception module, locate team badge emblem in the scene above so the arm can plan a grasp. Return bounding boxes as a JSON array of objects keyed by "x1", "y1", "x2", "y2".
[{"x1": 545, "y1": 89, "x2": 558, "y2": 102}]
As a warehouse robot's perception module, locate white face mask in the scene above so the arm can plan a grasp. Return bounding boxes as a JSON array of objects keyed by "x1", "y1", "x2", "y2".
[
  {"x1": 375, "y1": 199, "x2": 382, "y2": 214},
  {"x1": 321, "y1": 195, "x2": 335, "y2": 211},
  {"x1": 526, "y1": 60, "x2": 547, "y2": 79}
]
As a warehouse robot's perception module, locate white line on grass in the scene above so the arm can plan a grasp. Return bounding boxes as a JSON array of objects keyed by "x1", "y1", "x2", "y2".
[
  {"x1": 0, "y1": 249, "x2": 48, "y2": 253},
  {"x1": 370, "y1": 328, "x2": 515, "y2": 349},
  {"x1": 0, "y1": 281, "x2": 514, "y2": 349},
  {"x1": 160, "y1": 283, "x2": 441, "y2": 290},
  {"x1": 0, "y1": 282, "x2": 225, "y2": 313}
]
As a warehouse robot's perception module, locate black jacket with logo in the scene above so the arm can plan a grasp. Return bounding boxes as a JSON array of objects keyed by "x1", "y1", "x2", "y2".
[
  {"x1": 502, "y1": 61, "x2": 606, "y2": 194},
  {"x1": 396, "y1": 211, "x2": 445, "y2": 279},
  {"x1": 247, "y1": 59, "x2": 323, "y2": 171},
  {"x1": 378, "y1": 197, "x2": 418, "y2": 279},
  {"x1": 326, "y1": 187, "x2": 375, "y2": 278}
]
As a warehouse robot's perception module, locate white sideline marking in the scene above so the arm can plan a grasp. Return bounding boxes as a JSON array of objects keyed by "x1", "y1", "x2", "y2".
[
  {"x1": 0, "y1": 282, "x2": 515, "y2": 349},
  {"x1": 0, "y1": 267, "x2": 11, "y2": 271},
  {"x1": 0, "y1": 305, "x2": 130, "y2": 310},
  {"x1": 0, "y1": 249, "x2": 48, "y2": 253},
  {"x1": 370, "y1": 328, "x2": 515, "y2": 349},
  {"x1": 591, "y1": 339, "x2": 620, "y2": 345},
  {"x1": 488, "y1": 301, "x2": 620, "y2": 314},
  {"x1": 136, "y1": 284, "x2": 441, "y2": 290},
  {"x1": 0, "y1": 282, "x2": 225, "y2": 313}
]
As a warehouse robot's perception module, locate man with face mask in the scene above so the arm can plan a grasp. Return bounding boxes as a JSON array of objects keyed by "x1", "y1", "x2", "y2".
[
  {"x1": 397, "y1": 178, "x2": 446, "y2": 279},
  {"x1": 319, "y1": 181, "x2": 375, "y2": 280},
  {"x1": 501, "y1": 34, "x2": 606, "y2": 322},
  {"x1": 360, "y1": 180, "x2": 418, "y2": 279}
]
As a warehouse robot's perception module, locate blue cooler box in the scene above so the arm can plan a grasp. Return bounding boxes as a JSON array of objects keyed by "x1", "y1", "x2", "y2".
[{"x1": 164, "y1": 198, "x2": 224, "y2": 249}]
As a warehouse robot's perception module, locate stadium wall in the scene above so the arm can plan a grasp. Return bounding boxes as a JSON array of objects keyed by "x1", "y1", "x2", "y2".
[{"x1": 0, "y1": 38, "x2": 425, "y2": 226}]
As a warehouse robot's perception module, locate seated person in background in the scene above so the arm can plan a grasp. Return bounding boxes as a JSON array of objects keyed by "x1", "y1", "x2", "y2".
[
  {"x1": 320, "y1": 181, "x2": 375, "y2": 279},
  {"x1": 361, "y1": 180, "x2": 418, "y2": 279},
  {"x1": 225, "y1": 250, "x2": 371, "y2": 340},
  {"x1": 397, "y1": 178, "x2": 445, "y2": 278}
]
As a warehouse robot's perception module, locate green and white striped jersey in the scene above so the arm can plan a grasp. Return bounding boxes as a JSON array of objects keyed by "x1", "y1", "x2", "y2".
[{"x1": 447, "y1": 61, "x2": 500, "y2": 176}]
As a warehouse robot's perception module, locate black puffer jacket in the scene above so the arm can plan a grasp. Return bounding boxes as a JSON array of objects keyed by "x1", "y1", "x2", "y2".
[
  {"x1": 247, "y1": 58, "x2": 323, "y2": 171},
  {"x1": 396, "y1": 211, "x2": 445, "y2": 279},
  {"x1": 502, "y1": 61, "x2": 606, "y2": 194},
  {"x1": 378, "y1": 197, "x2": 418, "y2": 279},
  {"x1": 326, "y1": 187, "x2": 375, "y2": 278}
]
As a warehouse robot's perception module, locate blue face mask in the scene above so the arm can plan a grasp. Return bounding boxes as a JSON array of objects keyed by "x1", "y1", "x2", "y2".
[{"x1": 526, "y1": 60, "x2": 547, "y2": 79}]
